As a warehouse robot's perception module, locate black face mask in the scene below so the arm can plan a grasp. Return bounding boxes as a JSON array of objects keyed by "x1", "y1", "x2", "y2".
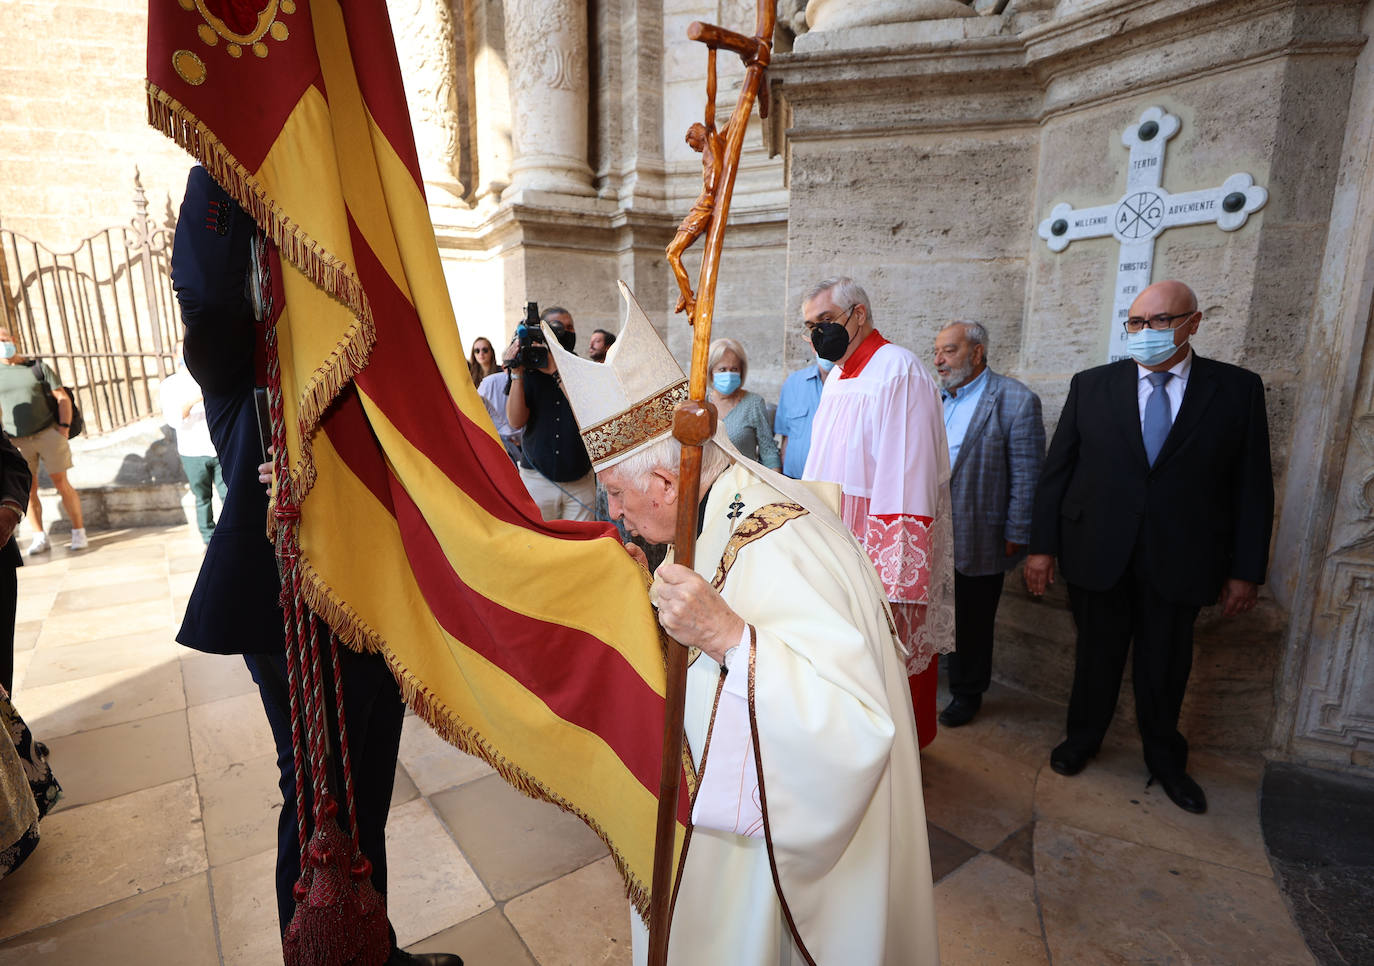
[
  {"x1": 548, "y1": 322, "x2": 576, "y2": 353},
  {"x1": 810, "y1": 306, "x2": 857, "y2": 362}
]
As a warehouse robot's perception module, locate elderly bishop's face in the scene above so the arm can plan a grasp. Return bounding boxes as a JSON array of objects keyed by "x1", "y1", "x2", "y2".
[{"x1": 599, "y1": 464, "x2": 678, "y2": 545}]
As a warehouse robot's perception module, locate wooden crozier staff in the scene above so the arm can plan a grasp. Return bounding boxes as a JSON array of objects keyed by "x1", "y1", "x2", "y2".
[{"x1": 648, "y1": 3, "x2": 775, "y2": 964}]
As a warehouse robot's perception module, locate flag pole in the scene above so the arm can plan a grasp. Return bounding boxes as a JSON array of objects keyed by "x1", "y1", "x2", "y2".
[{"x1": 649, "y1": 4, "x2": 775, "y2": 963}]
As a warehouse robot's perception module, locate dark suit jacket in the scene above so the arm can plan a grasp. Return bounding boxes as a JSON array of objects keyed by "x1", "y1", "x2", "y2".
[
  {"x1": 0, "y1": 432, "x2": 31, "y2": 568},
  {"x1": 172, "y1": 167, "x2": 285, "y2": 655},
  {"x1": 1029, "y1": 354, "x2": 1274, "y2": 606},
  {"x1": 949, "y1": 370, "x2": 1045, "y2": 576}
]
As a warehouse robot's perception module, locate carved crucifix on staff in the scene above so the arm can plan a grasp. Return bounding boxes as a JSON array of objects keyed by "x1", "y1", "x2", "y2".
[
  {"x1": 665, "y1": 49, "x2": 730, "y2": 324},
  {"x1": 648, "y1": 3, "x2": 775, "y2": 965}
]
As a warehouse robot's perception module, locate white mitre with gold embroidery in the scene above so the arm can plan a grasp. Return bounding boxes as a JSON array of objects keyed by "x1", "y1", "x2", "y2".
[{"x1": 542, "y1": 281, "x2": 688, "y2": 472}]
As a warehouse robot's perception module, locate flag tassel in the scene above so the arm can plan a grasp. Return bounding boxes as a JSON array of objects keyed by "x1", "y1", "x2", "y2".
[{"x1": 260, "y1": 236, "x2": 390, "y2": 966}]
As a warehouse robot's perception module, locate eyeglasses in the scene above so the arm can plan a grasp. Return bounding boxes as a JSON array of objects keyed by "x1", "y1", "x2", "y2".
[
  {"x1": 803, "y1": 304, "x2": 854, "y2": 334},
  {"x1": 474, "y1": 346, "x2": 493, "y2": 354},
  {"x1": 1122, "y1": 312, "x2": 1194, "y2": 334}
]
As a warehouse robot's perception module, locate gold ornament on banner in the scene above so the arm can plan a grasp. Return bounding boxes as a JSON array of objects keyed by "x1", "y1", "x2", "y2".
[{"x1": 172, "y1": 0, "x2": 294, "y2": 82}]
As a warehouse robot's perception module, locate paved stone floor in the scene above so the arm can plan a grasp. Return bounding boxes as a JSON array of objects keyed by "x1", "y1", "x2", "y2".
[{"x1": 0, "y1": 524, "x2": 1322, "y2": 964}]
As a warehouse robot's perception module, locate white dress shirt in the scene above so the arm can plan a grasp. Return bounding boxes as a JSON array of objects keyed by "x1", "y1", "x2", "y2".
[{"x1": 1136, "y1": 348, "x2": 1192, "y2": 430}]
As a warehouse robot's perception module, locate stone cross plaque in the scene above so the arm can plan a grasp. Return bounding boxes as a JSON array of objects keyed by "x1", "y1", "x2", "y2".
[{"x1": 1037, "y1": 106, "x2": 1269, "y2": 362}]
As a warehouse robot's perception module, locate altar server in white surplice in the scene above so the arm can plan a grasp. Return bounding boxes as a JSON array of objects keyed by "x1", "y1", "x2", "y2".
[
  {"x1": 801, "y1": 276, "x2": 956, "y2": 750},
  {"x1": 545, "y1": 283, "x2": 939, "y2": 966}
]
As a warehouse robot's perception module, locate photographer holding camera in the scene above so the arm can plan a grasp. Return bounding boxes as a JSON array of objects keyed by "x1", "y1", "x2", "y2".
[{"x1": 503, "y1": 304, "x2": 596, "y2": 521}]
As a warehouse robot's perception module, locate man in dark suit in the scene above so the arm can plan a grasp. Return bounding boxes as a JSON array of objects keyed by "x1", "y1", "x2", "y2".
[
  {"x1": 1025, "y1": 280, "x2": 1273, "y2": 815},
  {"x1": 934, "y1": 322, "x2": 1045, "y2": 727},
  {"x1": 0, "y1": 430, "x2": 32, "y2": 695},
  {"x1": 171, "y1": 167, "x2": 461, "y2": 966}
]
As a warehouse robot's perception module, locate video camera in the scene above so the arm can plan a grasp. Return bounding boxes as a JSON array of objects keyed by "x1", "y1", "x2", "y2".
[{"x1": 512, "y1": 301, "x2": 548, "y2": 371}]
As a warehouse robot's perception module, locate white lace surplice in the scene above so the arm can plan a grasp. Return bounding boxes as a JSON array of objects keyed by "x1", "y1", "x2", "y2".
[{"x1": 804, "y1": 340, "x2": 956, "y2": 675}]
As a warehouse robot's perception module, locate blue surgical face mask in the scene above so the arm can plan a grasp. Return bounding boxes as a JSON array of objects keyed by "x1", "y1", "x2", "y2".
[
  {"x1": 0, "y1": 342, "x2": 15, "y2": 360},
  {"x1": 1126, "y1": 327, "x2": 1186, "y2": 367},
  {"x1": 816, "y1": 356, "x2": 835, "y2": 374},
  {"x1": 713, "y1": 371, "x2": 742, "y2": 395}
]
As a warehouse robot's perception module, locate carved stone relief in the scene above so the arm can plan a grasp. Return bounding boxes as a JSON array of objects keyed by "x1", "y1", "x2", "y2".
[
  {"x1": 1296, "y1": 303, "x2": 1374, "y2": 767},
  {"x1": 804, "y1": 0, "x2": 976, "y2": 31},
  {"x1": 503, "y1": 0, "x2": 595, "y2": 197},
  {"x1": 389, "y1": 0, "x2": 464, "y2": 200}
]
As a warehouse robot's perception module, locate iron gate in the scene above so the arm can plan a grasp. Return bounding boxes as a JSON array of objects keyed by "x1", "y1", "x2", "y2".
[{"x1": 0, "y1": 171, "x2": 180, "y2": 437}]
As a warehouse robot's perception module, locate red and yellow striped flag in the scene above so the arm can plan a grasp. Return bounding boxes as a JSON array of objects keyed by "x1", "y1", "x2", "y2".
[{"x1": 147, "y1": 0, "x2": 687, "y2": 915}]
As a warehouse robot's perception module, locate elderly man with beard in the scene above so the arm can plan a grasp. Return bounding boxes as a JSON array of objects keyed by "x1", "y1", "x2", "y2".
[
  {"x1": 545, "y1": 284, "x2": 938, "y2": 966},
  {"x1": 933, "y1": 321, "x2": 1044, "y2": 727}
]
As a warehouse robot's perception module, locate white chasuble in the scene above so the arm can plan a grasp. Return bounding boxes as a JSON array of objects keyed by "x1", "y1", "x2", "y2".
[{"x1": 632, "y1": 462, "x2": 939, "y2": 966}]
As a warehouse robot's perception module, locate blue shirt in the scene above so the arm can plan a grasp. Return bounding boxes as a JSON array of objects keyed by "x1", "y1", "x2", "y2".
[
  {"x1": 774, "y1": 363, "x2": 827, "y2": 478},
  {"x1": 942, "y1": 366, "x2": 989, "y2": 466}
]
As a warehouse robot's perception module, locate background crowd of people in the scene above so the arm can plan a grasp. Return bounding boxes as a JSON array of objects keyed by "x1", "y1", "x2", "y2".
[{"x1": 482, "y1": 272, "x2": 1272, "y2": 816}]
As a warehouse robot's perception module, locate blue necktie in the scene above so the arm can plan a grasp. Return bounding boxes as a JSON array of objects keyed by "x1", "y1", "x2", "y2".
[{"x1": 1143, "y1": 371, "x2": 1174, "y2": 466}]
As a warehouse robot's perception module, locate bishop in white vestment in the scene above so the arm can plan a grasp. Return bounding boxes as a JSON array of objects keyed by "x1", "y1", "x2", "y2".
[{"x1": 545, "y1": 284, "x2": 940, "y2": 966}]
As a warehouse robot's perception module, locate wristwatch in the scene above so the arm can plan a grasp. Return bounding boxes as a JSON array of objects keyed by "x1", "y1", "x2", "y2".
[{"x1": 0, "y1": 499, "x2": 24, "y2": 523}]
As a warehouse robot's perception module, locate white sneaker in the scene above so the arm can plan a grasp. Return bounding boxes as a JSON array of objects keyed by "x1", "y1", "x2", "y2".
[
  {"x1": 26, "y1": 532, "x2": 50, "y2": 556},
  {"x1": 68, "y1": 528, "x2": 88, "y2": 551}
]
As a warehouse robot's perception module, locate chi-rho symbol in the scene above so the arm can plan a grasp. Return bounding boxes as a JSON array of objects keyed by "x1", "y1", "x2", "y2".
[{"x1": 1037, "y1": 106, "x2": 1268, "y2": 362}]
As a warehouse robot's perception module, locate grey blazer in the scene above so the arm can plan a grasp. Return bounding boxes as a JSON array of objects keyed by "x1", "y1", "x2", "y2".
[{"x1": 948, "y1": 370, "x2": 1046, "y2": 576}]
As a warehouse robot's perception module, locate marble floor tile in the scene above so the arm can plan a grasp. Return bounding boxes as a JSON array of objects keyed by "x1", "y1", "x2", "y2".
[
  {"x1": 1033, "y1": 747, "x2": 1270, "y2": 876},
  {"x1": 921, "y1": 731, "x2": 1037, "y2": 851},
  {"x1": 34, "y1": 601, "x2": 176, "y2": 652},
  {"x1": 385, "y1": 798, "x2": 493, "y2": 947},
  {"x1": 16, "y1": 592, "x2": 58, "y2": 624},
  {"x1": 990, "y1": 822, "x2": 1036, "y2": 878},
  {"x1": 431, "y1": 774, "x2": 610, "y2": 901},
  {"x1": 392, "y1": 762, "x2": 420, "y2": 807},
  {"x1": 405, "y1": 908, "x2": 537, "y2": 965},
  {"x1": 9, "y1": 651, "x2": 31, "y2": 691},
  {"x1": 12, "y1": 619, "x2": 41, "y2": 652},
  {"x1": 505, "y1": 855, "x2": 632, "y2": 966},
  {"x1": 210, "y1": 848, "x2": 285, "y2": 966},
  {"x1": 0, "y1": 872, "x2": 219, "y2": 965},
  {"x1": 935, "y1": 853, "x2": 1049, "y2": 966},
  {"x1": 44, "y1": 709, "x2": 193, "y2": 809},
  {"x1": 169, "y1": 553, "x2": 206, "y2": 574},
  {"x1": 1035, "y1": 821, "x2": 1315, "y2": 966},
  {"x1": 181, "y1": 650, "x2": 258, "y2": 706},
  {"x1": 13, "y1": 573, "x2": 64, "y2": 596},
  {"x1": 20, "y1": 661, "x2": 185, "y2": 739},
  {"x1": 933, "y1": 679, "x2": 1069, "y2": 771},
  {"x1": 199, "y1": 751, "x2": 284, "y2": 868},
  {"x1": 0, "y1": 778, "x2": 208, "y2": 939},
  {"x1": 187, "y1": 690, "x2": 277, "y2": 776},
  {"x1": 396, "y1": 713, "x2": 494, "y2": 796},
  {"x1": 22, "y1": 630, "x2": 179, "y2": 689},
  {"x1": 50, "y1": 578, "x2": 170, "y2": 614},
  {"x1": 167, "y1": 569, "x2": 201, "y2": 598},
  {"x1": 57, "y1": 561, "x2": 168, "y2": 591},
  {"x1": 63, "y1": 541, "x2": 167, "y2": 569},
  {"x1": 927, "y1": 823, "x2": 981, "y2": 883}
]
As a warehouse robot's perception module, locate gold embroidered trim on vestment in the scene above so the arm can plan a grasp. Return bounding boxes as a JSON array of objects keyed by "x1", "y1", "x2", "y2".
[{"x1": 710, "y1": 502, "x2": 809, "y2": 589}]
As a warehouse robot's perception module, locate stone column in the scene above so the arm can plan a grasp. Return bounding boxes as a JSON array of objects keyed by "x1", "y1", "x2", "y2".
[
  {"x1": 804, "y1": 0, "x2": 975, "y2": 31},
  {"x1": 389, "y1": 0, "x2": 465, "y2": 203},
  {"x1": 503, "y1": 0, "x2": 596, "y2": 198}
]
